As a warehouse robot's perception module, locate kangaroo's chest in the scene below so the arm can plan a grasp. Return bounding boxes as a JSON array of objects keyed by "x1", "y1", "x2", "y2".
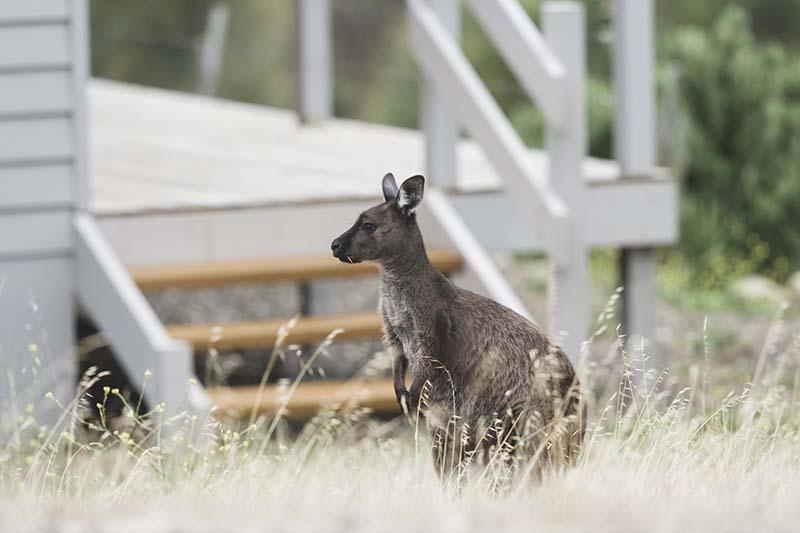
[{"x1": 379, "y1": 286, "x2": 422, "y2": 367}]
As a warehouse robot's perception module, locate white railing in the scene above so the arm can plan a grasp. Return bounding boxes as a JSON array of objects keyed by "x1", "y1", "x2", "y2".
[
  {"x1": 296, "y1": 0, "x2": 333, "y2": 123},
  {"x1": 407, "y1": 0, "x2": 589, "y2": 358},
  {"x1": 425, "y1": 188, "x2": 533, "y2": 322},
  {"x1": 408, "y1": 0, "x2": 571, "y2": 247},
  {"x1": 464, "y1": 0, "x2": 566, "y2": 129},
  {"x1": 292, "y1": 0, "x2": 662, "y2": 361},
  {"x1": 75, "y1": 215, "x2": 210, "y2": 418}
]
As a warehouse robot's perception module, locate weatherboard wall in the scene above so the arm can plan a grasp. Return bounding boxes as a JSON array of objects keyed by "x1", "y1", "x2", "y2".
[{"x1": 0, "y1": 0, "x2": 88, "y2": 430}]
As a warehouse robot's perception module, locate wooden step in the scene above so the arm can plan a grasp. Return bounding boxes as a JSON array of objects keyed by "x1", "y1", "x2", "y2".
[
  {"x1": 167, "y1": 312, "x2": 383, "y2": 350},
  {"x1": 131, "y1": 249, "x2": 462, "y2": 291},
  {"x1": 208, "y1": 378, "x2": 398, "y2": 418}
]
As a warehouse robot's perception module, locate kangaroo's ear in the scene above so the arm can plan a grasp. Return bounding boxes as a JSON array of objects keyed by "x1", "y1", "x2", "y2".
[
  {"x1": 396, "y1": 175, "x2": 425, "y2": 215},
  {"x1": 382, "y1": 172, "x2": 399, "y2": 202}
]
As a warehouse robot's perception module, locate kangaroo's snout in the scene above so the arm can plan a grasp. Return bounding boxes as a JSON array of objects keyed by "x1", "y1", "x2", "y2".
[
  {"x1": 331, "y1": 229, "x2": 362, "y2": 263},
  {"x1": 330, "y1": 235, "x2": 349, "y2": 261}
]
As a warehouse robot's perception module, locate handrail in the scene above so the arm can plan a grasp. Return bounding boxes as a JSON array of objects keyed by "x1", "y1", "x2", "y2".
[
  {"x1": 74, "y1": 214, "x2": 211, "y2": 417},
  {"x1": 464, "y1": 0, "x2": 566, "y2": 130},
  {"x1": 406, "y1": 0, "x2": 571, "y2": 263},
  {"x1": 426, "y1": 189, "x2": 535, "y2": 323}
]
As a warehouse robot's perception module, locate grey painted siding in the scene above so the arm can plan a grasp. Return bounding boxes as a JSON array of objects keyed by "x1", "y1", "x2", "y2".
[
  {"x1": 0, "y1": 24, "x2": 71, "y2": 70},
  {"x1": 0, "y1": 164, "x2": 74, "y2": 210},
  {"x1": 0, "y1": 1, "x2": 70, "y2": 23},
  {"x1": 0, "y1": 71, "x2": 72, "y2": 117},
  {"x1": 0, "y1": 211, "x2": 73, "y2": 257},
  {"x1": 0, "y1": 117, "x2": 73, "y2": 162},
  {"x1": 0, "y1": 256, "x2": 75, "y2": 432},
  {"x1": 0, "y1": 0, "x2": 86, "y2": 432}
]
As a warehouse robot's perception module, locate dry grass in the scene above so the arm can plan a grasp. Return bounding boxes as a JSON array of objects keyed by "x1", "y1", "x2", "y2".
[{"x1": 2, "y1": 315, "x2": 800, "y2": 533}]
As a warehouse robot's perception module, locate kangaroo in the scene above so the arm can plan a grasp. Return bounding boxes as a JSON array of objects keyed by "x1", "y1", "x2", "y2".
[{"x1": 331, "y1": 173, "x2": 585, "y2": 480}]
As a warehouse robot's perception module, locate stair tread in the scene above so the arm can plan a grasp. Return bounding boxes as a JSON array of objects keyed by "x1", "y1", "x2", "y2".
[
  {"x1": 132, "y1": 249, "x2": 462, "y2": 291},
  {"x1": 207, "y1": 378, "x2": 398, "y2": 418},
  {"x1": 167, "y1": 312, "x2": 383, "y2": 350}
]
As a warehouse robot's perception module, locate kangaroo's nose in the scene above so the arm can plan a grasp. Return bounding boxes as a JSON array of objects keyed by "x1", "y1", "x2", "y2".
[{"x1": 331, "y1": 239, "x2": 341, "y2": 253}]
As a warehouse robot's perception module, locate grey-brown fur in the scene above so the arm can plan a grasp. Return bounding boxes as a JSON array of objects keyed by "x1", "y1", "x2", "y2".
[{"x1": 332, "y1": 173, "x2": 585, "y2": 479}]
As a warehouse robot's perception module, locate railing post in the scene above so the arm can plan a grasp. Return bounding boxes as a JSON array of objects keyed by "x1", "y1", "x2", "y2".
[
  {"x1": 296, "y1": 0, "x2": 332, "y2": 123},
  {"x1": 197, "y1": 2, "x2": 230, "y2": 96},
  {"x1": 543, "y1": 2, "x2": 589, "y2": 363},
  {"x1": 420, "y1": 0, "x2": 459, "y2": 187},
  {"x1": 296, "y1": 0, "x2": 334, "y2": 320},
  {"x1": 614, "y1": 0, "x2": 657, "y2": 366}
]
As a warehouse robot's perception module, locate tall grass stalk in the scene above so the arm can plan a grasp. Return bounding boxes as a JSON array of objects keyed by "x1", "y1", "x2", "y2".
[{"x1": 1, "y1": 316, "x2": 799, "y2": 532}]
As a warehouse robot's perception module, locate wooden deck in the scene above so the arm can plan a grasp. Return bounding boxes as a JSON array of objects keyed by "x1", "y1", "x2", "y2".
[{"x1": 89, "y1": 79, "x2": 620, "y2": 216}]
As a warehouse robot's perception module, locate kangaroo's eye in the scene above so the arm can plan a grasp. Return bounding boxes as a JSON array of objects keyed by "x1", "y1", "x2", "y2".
[{"x1": 361, "y1": 223, "x2": 376, "y2": 232}]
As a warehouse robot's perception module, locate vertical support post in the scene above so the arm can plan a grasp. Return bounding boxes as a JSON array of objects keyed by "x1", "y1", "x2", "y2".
[
  {"x1": 296, "y1": 0, "x2": 333, "y2": 123},
  {"x1": 420, "y1": 0, "x2": 459, "y2": 187},
  {"x1": 197, "y1": 2, "x2": 230, "y2": 96},
  {"x1": 296, "y1": 0, "x2": 333, "y2": 316},
  {"x1": 543, "y1": 2, "x2": 589, "y2": 363},
  {"x1": 614, "y1": 0, "x2": 657, "y2": 366}
]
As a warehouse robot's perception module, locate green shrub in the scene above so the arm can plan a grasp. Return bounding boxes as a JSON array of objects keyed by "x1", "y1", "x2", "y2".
[{"x1": 668, "y1": 6, "x2": 800, "y2": 282}]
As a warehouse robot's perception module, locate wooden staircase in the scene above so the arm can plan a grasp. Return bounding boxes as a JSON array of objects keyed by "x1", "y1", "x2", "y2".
[
  {"x1": 166, "y1": 312, "x2": 384, "y2": 350},
  {"x1": 131, "y1": 249, "x2": 462, "y2": 290},
  {"x1": 130, "y1": 251, "x2": 462, "y2": 418},
  {"x1": 207, "y1": 380, "x2": 398, "y2": 419}
]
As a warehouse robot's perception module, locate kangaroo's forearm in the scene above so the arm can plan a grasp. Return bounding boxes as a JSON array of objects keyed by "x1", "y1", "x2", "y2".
[
  {"x1": 392, "y1": 350, "x2": 408, "y2": 393},
  {"x1": 408, "y1": 370, "x2": 428, "y2": 411}
]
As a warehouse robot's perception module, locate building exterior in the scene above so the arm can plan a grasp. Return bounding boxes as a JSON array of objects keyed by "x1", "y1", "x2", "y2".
[
  {"x1": 0, "y1": 0, "x2": 674, "y2": 433},
  {"x1": 0, "y1": 1, "x2": 89, "y2": 429}
]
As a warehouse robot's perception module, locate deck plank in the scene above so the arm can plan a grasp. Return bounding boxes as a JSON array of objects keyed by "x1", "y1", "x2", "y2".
[
  {"x1": 167, "y1": 312, "x2": 383, "y2": 350},
  {"x1": 89, "y1": 79, "x2": 619, "y2": 216},
  {"x1": 208, "y1": 379, "x2": 398, "y2": 418},
  {"x1": 132, "y1": 249, "x2": 462, "y2": 290}
]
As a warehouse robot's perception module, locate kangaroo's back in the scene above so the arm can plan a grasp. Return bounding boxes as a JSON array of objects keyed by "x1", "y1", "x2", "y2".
[{"x1": 448, "y1": 286, "x2": 586, "y2": 463}]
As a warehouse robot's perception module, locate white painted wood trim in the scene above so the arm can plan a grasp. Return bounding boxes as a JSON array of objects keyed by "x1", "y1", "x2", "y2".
[
  {"x1": 196, "y1": 2, "x2": 229, "y2": 97},
  {"x1": 94, "y1": 177, "x2": 676, "y2": 267},
  {"x1": 296, "y1": 0, "x2": 332, "y2": 123},
  {"x1": 614, "y1": 0, "x2": 660, "y2": 360},
  {"x1": 420, "y1": 0, "x2": 459, "y2": 188},
  {"x1": 543, "y1": 2, "x2": 589, "y2": 362},
  {"x1": 74, "y1": 214, "x2": 209, "y2": 416},
  {"x1": 620, "y1": 248, "x2": 656, "y2": 351},
  {"x1": 426, "y1": 188, "x2": 535, "y2": 323},
  {"x1": 583, "y1": 178, "x2": 678, "y2": 247},
  {"x1": 614, "y1": 0, "x2": 655, "y2": 174},
  {"x1": 406, "y1": 0, "x2": 570, "y2": 262},
  {"x1": 451, "y1": 185, "x2": 677, "y2": 253},
  {"x1": 465, "y1": 0, "x2": 566, "y2": 129}
]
